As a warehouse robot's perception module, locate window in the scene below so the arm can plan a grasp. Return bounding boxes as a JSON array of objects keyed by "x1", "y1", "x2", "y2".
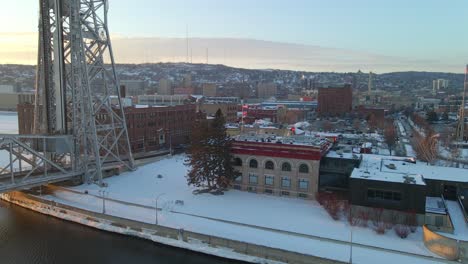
[
  {"x1": 235, "y1": 175, "x2": 242, "y2": 183},
  {"x1": 265, "y1": 161, "x2": 275, "y2": 170},
  {"x1": 367, "y1": 188, "x2": 402, "y2": 202},
  {"x1": 298, "y1": 179, "x2": 309, "y2": 190},
  {"x1": 298, "y1": 193, "x2": 308, "y2": 198},
  {"x1": 247, "y1": 186, "x2": 257, "y2": 193},
  {"x1": 281, "y1": 191, "x2": 290, "y2": 196},
  {"x1": 265, "y1": 175, "x2": 274, "y2": 186},
  {"x1": 233, "y1": 185, "x2": 241, "y2": 190},
  {"x1": 249, "y1": 159, "x2": 258, "y2": 168},
  {"x1": 435, "y1": 215, "x2": 444, "y2": 227},
  {"x1": 281, "y1": 177, "x2": 291, "y2": 188},
  {"x1": 264, "y1": 189, "x2": 273, "y2": 194},
  {"x1": 299, "y1": 164, "x2": 309, "y2": 173},
  {"x1": 281, "y1": 162, "x2": 292, "y2": 172},
  {"x1": 249, "y1": 174, "x2": 258, "y2": 184},
  {"x1": 233, "y1": 157, "x2": 242, "y2": 166}
]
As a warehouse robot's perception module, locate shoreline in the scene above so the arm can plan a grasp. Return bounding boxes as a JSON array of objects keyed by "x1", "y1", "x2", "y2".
[{"x1": 0, "y1": 191, "x2": 339, "y2": 264}]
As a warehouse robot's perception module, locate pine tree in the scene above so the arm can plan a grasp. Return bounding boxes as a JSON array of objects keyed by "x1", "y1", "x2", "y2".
[{"x1": 185, "y1": 109, "x2": 240, "y2": 192}]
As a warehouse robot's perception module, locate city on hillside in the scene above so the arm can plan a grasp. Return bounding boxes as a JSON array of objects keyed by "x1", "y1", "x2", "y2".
[{"x1": 0, "y1": 1, "x2": 467, "y2": 264}]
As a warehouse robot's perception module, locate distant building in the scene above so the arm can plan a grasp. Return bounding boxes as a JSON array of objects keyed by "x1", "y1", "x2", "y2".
[
  {"x1": 120, "y1": 80, "x2": 147, "y2": 96},
  {"x1": 173, "y1": 87, "x2": 195, "y2": 95},
  {"x1": 231, "y1": 134, "x2": 332, "y2": 199},
  {"x1": 138, "y1": 94, "x2": 189, "y2": 106},
  {"x1": 199, "y1": 103, "x2": 238, "y2": 123},
  {"x1": 317, "y1": 85, "x2": 353, "y2": 116},
  {"x1": 202, "y1": 83, "x2": 217, "y2": 97},
  {"x1": 433, "y1": 79, "x2": 449, "y2": 93},
  {"x1": 182, "y1": 74, "x2": 192, "y2": 88},
  {"x1": 257, "y1": 83, "x2": 277, "y2": 99},
  {"x1": 355, "y1": 105, "x2": 386, "y2": 128},
  {"x1": 0, "y1": 84, "x2": 14, "y2": 93},
  {"x1": 0, "y1": 93, "x2": 34, "y2": 111},
  {"x1": 158, "y1": 78, "x2": 172, "y2": 95}
]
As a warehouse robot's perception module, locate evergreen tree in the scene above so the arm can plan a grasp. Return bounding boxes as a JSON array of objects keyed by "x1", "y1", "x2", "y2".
[
  {"x1": 185, "y1": 109, "x2": 240, "y2": 192},
  {"x1": 426, "y1": 110, "x2": 438, "y2": 123}
]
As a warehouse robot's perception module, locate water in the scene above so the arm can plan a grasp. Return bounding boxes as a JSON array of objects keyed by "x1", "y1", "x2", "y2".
[
  {"x1": 0, "y1": 200, "x2": 242, "y2": 264},
  {"x1": 0, "y1": 112, "x2": 244, "y2": 264}
]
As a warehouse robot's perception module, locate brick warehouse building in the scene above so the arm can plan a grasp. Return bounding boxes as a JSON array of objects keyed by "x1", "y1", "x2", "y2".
[
  {"x1": 318, "y1": 84, "x2": 353, "y2": 116},
  {"x1": 231, "y1": 134, "x2": 332, "y2": 199},
  {"x1": 120, "y1": 104, "x2": 196, "y2": 153},
  {"x1": 17, "y1": 103, "x2": 196, "y2": 154}
]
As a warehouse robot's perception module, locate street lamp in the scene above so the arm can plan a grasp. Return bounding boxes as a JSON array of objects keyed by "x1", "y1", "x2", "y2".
[
  {"x1": 155, "y1": 193, "x2": 166, "y2": 225},
  {"x1": 349, "y1": 205, "x2": 353, "y2": 264},
  {"x1": 98, "y1": 189, "x2": 108, "y2": 214}
]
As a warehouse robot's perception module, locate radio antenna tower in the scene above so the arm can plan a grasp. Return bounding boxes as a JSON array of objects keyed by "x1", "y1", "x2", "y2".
[
  {"x1": 456, "y1": 65, "x2": 467, "y2": 142},
  {"x1": 35, "y1": 0, "x2": 135, "y2": 185}
]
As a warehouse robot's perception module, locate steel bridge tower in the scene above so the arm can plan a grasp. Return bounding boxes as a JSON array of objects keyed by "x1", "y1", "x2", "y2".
[
  {"x1": 456, "y1": 65, "x2": 467, "y2": 142},
  {"x1": 34, "y1": 0, "x2": 134, "y2": 185}
]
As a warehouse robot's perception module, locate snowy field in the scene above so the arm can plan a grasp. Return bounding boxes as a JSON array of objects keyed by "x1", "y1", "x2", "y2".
[
  {"x1": 0, "y1": 112, "x2": 19, "y2": 168},
  {"x1": 41, "y1": 155, "x2": 444, "y2": 263},
  {"x1": 0, "y1": 111, "x2": 19, "y2": 134}
]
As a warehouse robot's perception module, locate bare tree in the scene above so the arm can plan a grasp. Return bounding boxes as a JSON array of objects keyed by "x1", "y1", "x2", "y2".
[
  {"x1": 384, "y1": 119, "x2": 397, "y2": 155},
  {"x1": 414, "y1": 131, "x2": 439, "y2": 164}
]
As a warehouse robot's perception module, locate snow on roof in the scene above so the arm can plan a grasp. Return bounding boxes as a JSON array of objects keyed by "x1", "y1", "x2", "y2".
[
  {"x1": 351, "y1": 155, "x2": 425, "y2": 185},
  {"x1": 235, "y1": 134, "x2": 331, "y2": 148},
  {"x1": 352, "y1": 154, "x2": 468, "y2": 184},
  {"x1": 134, "y1": 104, "x2": 149, "y2": 108},
  {"x1": 425, "y1": 197, "x2": 447, "y2": 215},
  {"x1": 326, "y1": 151, "x2": 360, "y2": 160}
]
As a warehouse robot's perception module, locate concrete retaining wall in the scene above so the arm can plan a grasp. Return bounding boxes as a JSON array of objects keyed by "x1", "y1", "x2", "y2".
[{"x1": 3, "y1": 191, "x2": 341, "y2": 264}]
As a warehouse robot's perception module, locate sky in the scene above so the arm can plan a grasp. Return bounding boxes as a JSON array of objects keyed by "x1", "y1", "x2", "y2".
[{"x1": 0, "y1": 0, "x2": 467, "y2": 72}]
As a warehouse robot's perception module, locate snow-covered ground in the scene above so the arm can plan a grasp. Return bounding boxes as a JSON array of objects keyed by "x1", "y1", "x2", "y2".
[
  {"x1": 0, "y1": 112, "x2": 19, "y2": 168},
  {"x1": 0, "y1": 111, "x2": 19, "y2": 134},
  {"x1": 39, "y1": 155, "x2": 444, "y2": 263}
]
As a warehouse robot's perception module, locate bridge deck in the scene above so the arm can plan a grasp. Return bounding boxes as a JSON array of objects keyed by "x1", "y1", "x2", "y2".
[{"x1": 0, "y1": 171, "x2": 82, "y2": 193}]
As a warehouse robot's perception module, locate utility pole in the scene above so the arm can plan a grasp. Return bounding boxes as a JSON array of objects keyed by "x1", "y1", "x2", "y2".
[
  {"x1": 155, "y1": 193, "x2": 166, "y2": 225},
  {"x1": 99, "y1": 189, "x2": 108, "y2": 214}
]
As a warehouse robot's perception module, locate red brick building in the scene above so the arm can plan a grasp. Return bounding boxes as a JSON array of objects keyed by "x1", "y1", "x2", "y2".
[
  {"x1": 318, "y1": 85, "x2": 353, "y2": 116},
  {"x1": 17, "y1": 103, "x2": 197, "y2": 154},
  {"x1": 231, "y1": 135, "x2": 332, "y2": 199},
  {"x1": 243, "y1": 106, "x2": 278, "y2": 123},
  {"x1": 125, "y1": 104, "x2": 196, "y2": 153},
  {"x1": 355, "y1": 105, "x2": 386, "y2": 128}
]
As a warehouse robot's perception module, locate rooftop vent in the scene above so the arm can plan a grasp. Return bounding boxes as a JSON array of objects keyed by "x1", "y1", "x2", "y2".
[{"x1": 403, "y1": 175, "x2": 416, "y2": 184}]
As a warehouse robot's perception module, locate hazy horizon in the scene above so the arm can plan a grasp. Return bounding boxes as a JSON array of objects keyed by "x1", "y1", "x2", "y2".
[
  {"x1": 1, "y1": 0, "x2": 467, "y2": 73},
  {"x1": 0, "y1": 32, "x2": 465, "y2": 74}
]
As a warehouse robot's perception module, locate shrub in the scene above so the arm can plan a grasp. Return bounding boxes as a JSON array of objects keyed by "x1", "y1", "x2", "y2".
[
  {"x1": 394, "y1": 224, "x2": 410, "y2": 238},
  {"x1": 357, "y1": 210, "x2": 369, "y2": 227},
  {"x1": 373, "y1": 221, "x2": 386, "y2": 235}
]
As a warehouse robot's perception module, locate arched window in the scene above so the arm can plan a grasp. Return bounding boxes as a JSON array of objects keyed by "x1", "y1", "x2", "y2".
[
  {"x1": 299, "y1": 164, "x2": 309, "y2": 173},
  {"x1": 249, "y1": 159, "x2": 258, "y2": 168},
  {"x1": 265, "y1": 161, "x2": 275, "y2": 170},
  {"x1": 233, "y1": 157, "x2": 242, "y2": 166},
  {"x1": 281, "y1": 162, "x2": 292, "y2": 172}
]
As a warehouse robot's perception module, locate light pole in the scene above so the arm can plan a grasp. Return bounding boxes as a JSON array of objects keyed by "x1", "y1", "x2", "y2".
[
  {"x1": 155, "y1": 193, "x2": 166, "y2": 225},
  {"x1": 98, "y1": 189, "x2": 108, "y2": 214},
  {"x1": 349, "y1": 206, "x2": 353, "y2": 264}
]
